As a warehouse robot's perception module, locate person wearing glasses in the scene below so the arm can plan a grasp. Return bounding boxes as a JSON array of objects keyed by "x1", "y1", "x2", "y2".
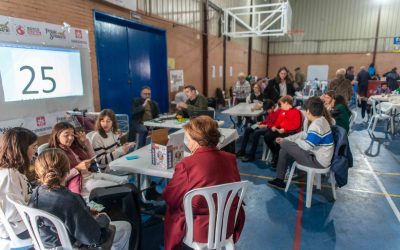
[{"x1": 130, "y1": 85, "x2": 160, "y2": 148}]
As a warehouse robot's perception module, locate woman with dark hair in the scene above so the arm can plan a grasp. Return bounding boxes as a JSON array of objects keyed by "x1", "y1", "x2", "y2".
[
  {"x1": 29, "y1": 148, "x2": 131, "y2": 249},
  {"x1": 331, "y1": 95, "x2": 351, "y2": 133},
  {"x1": 92, "y1": 109, "x2": 135, "y2": 172},
  {"x1": 0, "y1": 127, "x2": 37, "y2": 239},
  {"x1": 263, "y1": 66, "x2": 295, "y2": 103},
  {"x1": 48, "y1": 122, "x2": 127, "y2": 200},
  {"x1": 163, "y1": 116, "x2": 245, "y2": 250}
]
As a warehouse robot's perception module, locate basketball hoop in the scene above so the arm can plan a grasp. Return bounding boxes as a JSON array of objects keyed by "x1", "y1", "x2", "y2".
[{"x1": 288, "y1": 29, "x2": 304, "y2": 44}]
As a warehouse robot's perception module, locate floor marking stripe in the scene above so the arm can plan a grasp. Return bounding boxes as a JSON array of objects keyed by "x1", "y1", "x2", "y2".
[
  {"x1": 239, "y1": 173, "x2": 400, "y2": 198},
  {"x1": 293, "y1": 185, "x2": 304, "y2": 250},
  {"x1": 361, "y1": 154, "x2": 400, "y2": 223}
]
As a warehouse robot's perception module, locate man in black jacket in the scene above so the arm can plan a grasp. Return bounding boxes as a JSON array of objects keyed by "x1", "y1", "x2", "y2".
[
  {"x1": 356, "y1": 66, "x2": 371, "y2": 119},
  {"x1": 130, "y1": 86, "x2": 160, "y2": 148}
]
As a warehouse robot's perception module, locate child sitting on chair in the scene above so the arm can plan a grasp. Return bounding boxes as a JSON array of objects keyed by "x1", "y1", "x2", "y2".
[
  {"x1": 267, "y1": 97, "x2": 334, "y2": 190},
  {"x1": 29, "y1": 148, "x2": 131, "y2": 249},
  {"x1": 237, "y1": 99, "x2": 280, "y2": 161}
]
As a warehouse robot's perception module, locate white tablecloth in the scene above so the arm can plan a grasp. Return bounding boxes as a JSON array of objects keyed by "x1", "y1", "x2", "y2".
[
  {"x1": 144, "y1": 116, "x2": 224, "y2": 129},
  {"x1": 109, "y1": 128, "x2": 239, "y2": 179},
  {"x1": 222, "y1": 103, "x2": 263, "y2": 117}
]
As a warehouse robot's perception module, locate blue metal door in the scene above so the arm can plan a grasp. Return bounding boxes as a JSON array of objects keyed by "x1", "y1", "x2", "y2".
[{"x1": 94, "y1": 11, "x2": 169, "y2": 119}]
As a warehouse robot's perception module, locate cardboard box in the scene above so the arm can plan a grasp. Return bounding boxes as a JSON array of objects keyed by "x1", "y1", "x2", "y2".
[{"x1": 151, "y1": 128, "x2": 184, "y2": 169}]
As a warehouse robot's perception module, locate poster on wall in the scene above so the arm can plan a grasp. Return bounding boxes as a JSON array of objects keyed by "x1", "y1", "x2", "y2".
[
  {"x1": 394, "y1": 37, "x2": 400, "y2": 53},
  {"x1": 170, "y1": 70, "x2": 184, "y2": 92}
]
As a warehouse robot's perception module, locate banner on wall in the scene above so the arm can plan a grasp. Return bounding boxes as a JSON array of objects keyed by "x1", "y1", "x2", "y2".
[
  {"x1": 170, "y1": 70, "x2": 184, "y2": 92},
  {"x1": 0, "y1": 15, "x2": 89, "y2": 49},
  {"x1": 0, "y1": 111, "x2": 75, "y2": 136}
]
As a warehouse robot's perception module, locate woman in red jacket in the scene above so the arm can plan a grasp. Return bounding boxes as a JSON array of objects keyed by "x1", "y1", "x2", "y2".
[
  {"x1": 264, "y1": 95, "x2": 302, "y2": 168},
  {"x1": 162, "y1": 116, "x2": 245, "y2": 250}
]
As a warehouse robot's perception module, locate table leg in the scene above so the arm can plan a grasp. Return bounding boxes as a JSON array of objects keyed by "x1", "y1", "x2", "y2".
[{"x1": 229, "y1": 115, "x2": 236, "y2": 128}]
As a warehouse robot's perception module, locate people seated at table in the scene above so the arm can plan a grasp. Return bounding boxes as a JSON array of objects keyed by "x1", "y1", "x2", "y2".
[
  {"x1": 383, "y1": 67, "x2": 400, "y2": 91},
  {"x1": 263, "y1": 67, "x2": 295, "y2": 103},
  {"x1": 332, "y1": 95, "x2": 351, "y2": 133},
  {"x1": 162, "y1": 116, "x2": 245, "y2": 250},
  {"x1": 245, "y1": 82, "x2": 265, "y2": 125},
  {"x1": 91, "y1": 109, "x2": 135, "y2": 172},
  {"x1": 48, "y1": 122, "x2": 127, "y2": 200},
  {"x1": 174, "y1": 86, "x2": 188, "y2": 103},
  {"x1": 30, "y1": 148, "x2": 131, "y2": 249},
  {"x1": 267, "y1": 97, "x2": 334, "y2": 190},
  {"x1": 176, "y1": 85, "x2": 208, "y2": 118},
  {"x1": 357, "y1": 66, "x2": 372, "y2": 119},
  {"x1": 373, "y1": 82, "x2": 391, "y2": 95},
  {"x1": 0, "y1": 127, "x2": 37, "y2": 240},
  {"x1": 238, "y1": 100, "x2": 280, "y2": 162},
  {"x1": 130, "y1": 85, "x2": 160, "y2": 148},
  {"x1": 328, "y1": 68, "x2": 353, "y2": 103},
  {"x1": 264, "y1": 95, "x2": 302, "y2": 167},
  {"x1": 294, "y1": 67, "x2": 306, "y2": 91}
]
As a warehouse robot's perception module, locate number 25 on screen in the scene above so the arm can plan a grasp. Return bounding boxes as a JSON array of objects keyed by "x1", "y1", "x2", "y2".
[{"x1": 20, "y1": 66, "x2": 56, "y2": 94}]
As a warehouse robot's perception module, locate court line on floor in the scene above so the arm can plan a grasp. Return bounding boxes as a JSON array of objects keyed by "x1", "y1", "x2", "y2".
[
  {"x1": 239, "y1": 172, "x2": 400, "y2": 198},
  {"x1": 293, "y1": 185, "x2": 304, "y2": 250},
  {"x1": 361, "y1": 154, "x2": 400, "y2": 223},
  {"x1": 352, "y1": 169, "x2": 400, "y2": 176}
]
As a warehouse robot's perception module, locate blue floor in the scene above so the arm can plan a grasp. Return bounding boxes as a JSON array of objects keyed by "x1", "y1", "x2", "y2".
[
  {"x1": 144, "y1": 108, "x2": 400, "y2": 249},
  {"x1": 224, "y1": 109, "x2": 400, "y2": 250}
]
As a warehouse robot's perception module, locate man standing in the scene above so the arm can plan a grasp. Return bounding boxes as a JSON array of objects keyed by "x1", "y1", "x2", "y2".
[
  {"x1": 329, "y1": 68, "x2": 353, "y2": 103},
  {"x1": 383, "y1": 67, "x2": 400, "y2": 91},
  {"x1": 176, "y1": 85, "x2": 208, "y2": 117},
  {"x1": 357, "y1": 66, "x2": 372, "y2": 119},
  {"x1": 294, "y1": 67, "x2": 306, "y2": 91},
  {"x1": 131, "y1": 86, "x2": 160, "y2": 148}
]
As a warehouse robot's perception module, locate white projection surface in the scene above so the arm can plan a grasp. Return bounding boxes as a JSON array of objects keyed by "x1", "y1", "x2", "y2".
[{"x1": 0, "y1": 44, "x2": 84, "y2": 102}]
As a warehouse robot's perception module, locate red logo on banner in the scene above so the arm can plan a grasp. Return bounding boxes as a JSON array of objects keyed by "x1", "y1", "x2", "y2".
[
  {"x1": 75, "y1": 29, "x2": 82, "y2": 39},
  {"x1": 16, "y1": 25, "x2": 25, "y2": 35},
  {"x1": 36, "y1": 116, "x2": 46, "y2": 127}
]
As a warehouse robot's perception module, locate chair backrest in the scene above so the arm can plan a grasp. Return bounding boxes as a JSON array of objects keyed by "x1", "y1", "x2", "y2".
[
  {"x1": 86, "y1": 131, "x2": 96, "y2": 144},
  {"x1": 116, "y1": 113, "x2": 130, "y2": 135},
  {"x1": 7, "y1": 194, "x2": 74, "y2": 250},
  {"x1": 348, "y1": 110, "x2": 357, "y2": 134},
  {"x1": 183, "y1": 181, "x2": 249, "y2": 249},
  {"x1": 37, "y1": 143, "x2": 49, "y2": 155},
  {"x1": 0, "y1": 196, "x2": 32, "y2": 248}
]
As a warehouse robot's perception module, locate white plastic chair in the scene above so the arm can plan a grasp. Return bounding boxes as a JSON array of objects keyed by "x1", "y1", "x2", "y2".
[
  {"x1": 0, "y1": 197, "x2": 32, "y2": 249},
  {"x1": 37, "y1": 143, "x2": 49, "y2": 155},
  {"x1": 183, "y1": 181, "x2": 249, "y2": 250},
  {"x1": 285, "y1": 162, "x2": 336, "y2": 208},
  {"x1": 86, "y1": 131, "x2": 96, "y2": 144},
  {"x1": 261, "y1": 141, "x2": 272, "y2": 162},
  {"x1": 7, "y1": 194, "x2": 74, "y2": 250},
  {"x1": 348, "y1": 110, "x2": 357, "y2": 135},
  {"x1": 367, "y1": 99, "x2": 394, "y2": 135}
]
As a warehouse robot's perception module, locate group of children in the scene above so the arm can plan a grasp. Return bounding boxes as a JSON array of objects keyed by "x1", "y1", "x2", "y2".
[
  {"x1": 236, "y1": 93, "x2": 351, "y2": 190},
  {"x1": 0, "y1": 109, "x2": 135, "y2": 249}
]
